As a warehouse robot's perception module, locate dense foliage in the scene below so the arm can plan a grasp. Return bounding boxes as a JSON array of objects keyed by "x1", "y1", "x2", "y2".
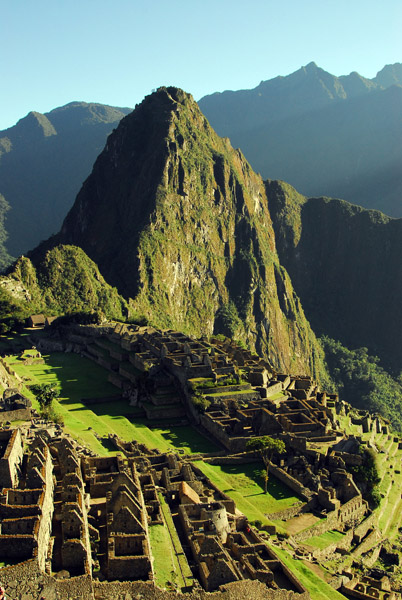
[
  {"x1": 30, "y1": 383, "x2": 60, "y2": 408},
  {"x1": 322, "y1": 336, "x2": 402, "y2": 432},
  {"x1": 3, "y1": 246, "x2": 129, "y2": 322},
  {"x1": 350, "y1": 446, "x2": 381, "y2": 507},
  {"x1": 0, "y1": 286, "x2": 28, "y2": 334},
  {"x1": 0, "y1": 195, "x2": 13, "y2": 272}
]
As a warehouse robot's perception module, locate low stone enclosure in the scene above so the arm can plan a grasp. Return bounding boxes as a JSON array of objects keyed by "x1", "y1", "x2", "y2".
[{"x1": 2, "y1": 322, "x2": 401, "y2": 597}]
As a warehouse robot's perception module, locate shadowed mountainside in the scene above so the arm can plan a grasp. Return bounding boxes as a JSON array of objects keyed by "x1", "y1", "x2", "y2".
[
  {"x1": 267, "y1": 179, "x2": 402, "y2": 373},
  {"x1": 199, "y1": 62, "x2": 402, "y2": 217},
  {"x1": 0, "y1": 102, "x2": 132, "y2": 259}
]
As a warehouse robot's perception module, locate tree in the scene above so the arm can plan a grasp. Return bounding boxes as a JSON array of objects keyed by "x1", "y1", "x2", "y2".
[
  {"x1": 246, "y1": 436, "x2": 286, "y2": 493},
  {"x1": 30, "y1": 383, "x2": 60, "y2": 409}
]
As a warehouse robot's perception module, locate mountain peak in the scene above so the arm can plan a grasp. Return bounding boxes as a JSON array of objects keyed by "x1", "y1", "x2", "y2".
[
  {"x1": 47, "y1": 86, "x2": 326, "y2": 376},
  {"x1": 374, "y1": 63, "x2": 402, "y2": 88},
  {"x1": 7, "y1": 111, "x2": 57, "y2": 141},
  {"x1": 304, "y1": 61, "x2": 319, "y2": 71}
]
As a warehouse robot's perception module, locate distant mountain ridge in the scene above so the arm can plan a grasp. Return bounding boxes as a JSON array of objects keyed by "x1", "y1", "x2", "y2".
[
  {"x1": 199, "y1": 62, "x2": 402, "y2": 217},
  {"x1": 0, "y1": 101, "x2": 132, "y2": 260}
]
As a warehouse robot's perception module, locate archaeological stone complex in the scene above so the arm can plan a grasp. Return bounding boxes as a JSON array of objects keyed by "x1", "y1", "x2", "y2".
[{"x1": 0, "y1": 322, "x2": 401, "y2": 599}]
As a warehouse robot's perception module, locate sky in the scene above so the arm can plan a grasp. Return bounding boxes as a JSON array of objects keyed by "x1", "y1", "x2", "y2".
[{"x1": 0, "y1": 0, "x2": 401, "y2": 130}]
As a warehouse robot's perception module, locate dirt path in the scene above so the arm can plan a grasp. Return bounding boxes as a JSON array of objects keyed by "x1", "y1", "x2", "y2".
[{"x1": 285, "y1": 513, "x2": 320, "y2": 535}]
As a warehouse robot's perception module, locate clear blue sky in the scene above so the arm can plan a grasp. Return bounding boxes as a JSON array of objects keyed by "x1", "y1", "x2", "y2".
[{"x1": 1, "y1": 0, "x2": 401, "y2": 130}]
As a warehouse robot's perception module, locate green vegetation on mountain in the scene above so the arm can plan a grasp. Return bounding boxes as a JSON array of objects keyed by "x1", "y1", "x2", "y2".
[
  {"x1": 0, "y1": 194, "x2": 13, "y2": 271},
  {"x1": 199, "y1": 62, "x2": 402, "y2": 217},
  {"x1": 2, "y1": 245, "x2": 128, "y2": 323},
  {"x1": 46, "y1": 86, "x2": 328, "y2": 379},
  {"x1": 322, "y1": 337, "x2": 402, "y2": 433},
  {"x1": 0, "y1": 102, "x2": 131, "y2": 257},
  {"x1": 0, "y1": 285, "x2": 28, "y2": 333},
  {"x1": 267, "y1": 179, "x2": 402, "y2": 374}
]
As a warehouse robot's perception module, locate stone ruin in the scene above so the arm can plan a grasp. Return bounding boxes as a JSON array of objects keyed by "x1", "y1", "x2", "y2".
[
  {"x1": 0, "y1": 427, "x2": 310, "y2": 599},
  {"x1": 4, "y1": 321, "x2": 399, "y2": 597},
  {"x1": 0, "y1": 388, "x2": 32, "y2": 423}
]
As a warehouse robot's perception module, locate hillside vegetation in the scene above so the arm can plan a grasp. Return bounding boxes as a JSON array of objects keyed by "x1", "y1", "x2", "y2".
[
  {"x1": 322, "y1": 337, "x2": 402, "y2": 433},
  {"x1": 38, "y1": 86, "x2": 329, "y2": 379},
  {"x1": 1, "y1": 245, "x2": 128, "y2": 328},
  {"x1": 267, "y1": 179, "x2": 402, "y2": 374}
]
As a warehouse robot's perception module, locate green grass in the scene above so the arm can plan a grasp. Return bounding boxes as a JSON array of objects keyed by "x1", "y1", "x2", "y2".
[
  {"x1": 305, "y1": 530, "x2": 346, "y2": 550},
  {"x1": 195, "y1": 461, "x2": 300, "y2": 526},
  {"x1": 205, "y1": 389, "x2": 255, "y2": 397},
  {"x1": 149, "y1": 523, "x2": 182, "y2": 589},
  {"x1": 4, "y1": 352, "x2": 119, "y2": 402},
  {"x1": 150, "y1": 493, "x2": 194, "y2": 591},
  {"x1": 5, "y1": 350, "x2": 218, "y2": 456},
  {"x1": 270, "y1": 544, "x2": 347, "y2": 600}
]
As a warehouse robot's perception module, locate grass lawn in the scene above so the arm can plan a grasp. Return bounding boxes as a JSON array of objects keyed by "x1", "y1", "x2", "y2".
[
  {"x1": 5, "y1": 350, "x2": 218, "y2": 456},
  {"x1": 149, "y1": 494, "x2": 194, "y2": 591},
  {"x1": 149, "y1": 523, "x2": 180, "y2": 589},
  {"x1": 195, "y1": 461, "x2": 300, "y2": 526},
  {"x1": 304, "y1": 530, "x2": 346, "y2": 550},
  {"x1": 271, "y1": 544, "x2": 347, "y2": 600}
]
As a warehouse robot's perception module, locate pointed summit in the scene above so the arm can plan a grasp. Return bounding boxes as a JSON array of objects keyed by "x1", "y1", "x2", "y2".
[{"x1": 48, "y1": 87, "x2": 326, "y2": 375}]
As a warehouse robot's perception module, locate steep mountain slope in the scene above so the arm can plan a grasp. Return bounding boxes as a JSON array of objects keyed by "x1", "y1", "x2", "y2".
[
  {"x1": 32, "y1": 87, "x2": 327, "y2": 378},
  {"x1": 199, "y1": 63, "x2": 402, "y2": 216},
  {"x1": 1, "y1": 245, "x2": 128, "y2": 323},
  {"x1": 267, "y1": 179, "x2": 402, "y2": 373},
  {"x1": 0, "y1": 194, "x2": 12, "y2": 270},
  {"x1": 0, "y1": 102, "x2": 131, "y2": 259}
]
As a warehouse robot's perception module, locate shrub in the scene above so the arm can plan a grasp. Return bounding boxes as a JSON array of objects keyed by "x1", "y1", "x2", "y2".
[{"x1": 191, "y1": 392, "x2": 211, "y2": 413}]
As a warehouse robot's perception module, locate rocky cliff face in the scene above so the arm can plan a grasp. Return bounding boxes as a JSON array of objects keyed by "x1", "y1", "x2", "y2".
[
  {"x1": 267, "y1": 179, "x2": 402, "y2": 372},
  {"x1": 45, "y1": 87, "x2": 326, "y2": 377}
]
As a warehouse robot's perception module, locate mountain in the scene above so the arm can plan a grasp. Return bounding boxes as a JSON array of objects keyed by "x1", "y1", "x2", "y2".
[
  {"x1": 1, "y1": 245, "x2": 128, "y2": 326},
  {"x1": 0, "y1": 194, "x2": 12, "y2": 270},
  {"x1": 267, "y1": 179, "x2": 402, "y2": 373},
  {"x1": 199, "y1": 63, "x2": 402, "y2": 217},
  {"x1": 0, "y1": 102, "x2": 132, "y2": 260},
  {"x1": 24, "y1": 87, "x2": 327, "y2": 379}
]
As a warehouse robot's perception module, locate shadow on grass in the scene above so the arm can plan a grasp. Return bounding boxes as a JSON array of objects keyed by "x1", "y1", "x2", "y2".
[
  {"x1": 219, "y1": 464, "x2": 301, "y2": 501},
  {"x1": 160, "y1": 428, "x2": 218, "y2": 454},
  {"x1": 99, "y1": 437, "x2": 117, "y2": 453}
]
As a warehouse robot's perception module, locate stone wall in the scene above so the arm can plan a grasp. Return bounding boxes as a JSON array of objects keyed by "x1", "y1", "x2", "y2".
[
  {"x1": 0, "y1": 407, "x2": 31, "y2": 422},
  {"x1": 35, "y1": 445, "x2": 54, "y2": 571},
  {"x1": 268, "y1": 464, "x2": 311, "y2": 501},
  {"x1": 351, "y1": 528, "x2": 381, "y2": 558},
  {"x1": 203, "y1": 454, "x2": 260, "y2": 466},
  {"x1": 353, "y1": 512, "x2": 378, "y2": 544},
  {"x1": 292, "y1": 511, "x2": 339, "y2": 543},
  {"x1": 0, "y1": 429, "x2": 23, "y2": 488}
]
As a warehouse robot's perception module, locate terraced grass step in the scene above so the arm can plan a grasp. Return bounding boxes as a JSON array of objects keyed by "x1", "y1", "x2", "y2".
[
  {"x1": 379, "y1": 475, "x2": 402, "y2": 534},
  {"x1": 149, "y1": 393, "x2": 183, "y2": 407},
  {"x1": 386, "y1": 496, "x2": 402, "y2": 540},
  {"x1": 204, "y1": 389, "x2": 260, "y2": 401},
  {"x1": 141, "y1": 401, "x2": 186, "y2": 420},
  {"x1": 195, "y1": 383, "x2": 252, "y2": 395}
]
